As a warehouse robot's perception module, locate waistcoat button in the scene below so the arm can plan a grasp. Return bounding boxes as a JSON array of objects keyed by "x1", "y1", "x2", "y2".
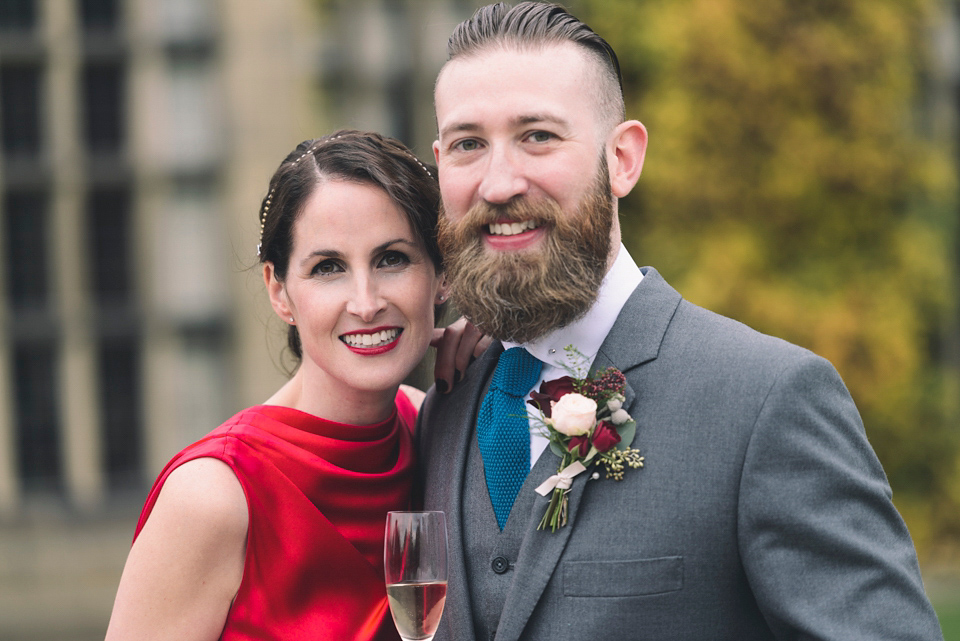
[{"x1": 491, "y1": 556, "x2": 510, "y2": 574}]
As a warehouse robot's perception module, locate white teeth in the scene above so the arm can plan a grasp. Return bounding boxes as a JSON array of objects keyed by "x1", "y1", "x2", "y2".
[
  {"x1": 487, "y1": 220, "x2": 537, "y2": 236},
  {"x1": 342, "y1": 328, "x2": 400, "y2": 348}
]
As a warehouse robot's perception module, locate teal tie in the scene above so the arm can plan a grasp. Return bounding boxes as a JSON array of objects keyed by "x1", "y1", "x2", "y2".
[{"x1": 477, "y1": 347, "x2": 543, "y2": 530}]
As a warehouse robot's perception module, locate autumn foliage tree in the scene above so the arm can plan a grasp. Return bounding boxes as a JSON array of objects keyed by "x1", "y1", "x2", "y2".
[{"x1": 573, "y1": 0, "x2": 959, "y2": 556}]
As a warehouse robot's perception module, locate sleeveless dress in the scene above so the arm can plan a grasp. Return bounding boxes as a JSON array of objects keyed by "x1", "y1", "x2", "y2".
[{"x1": 133, "y1": 391, "x2": 416, "y2": 641}]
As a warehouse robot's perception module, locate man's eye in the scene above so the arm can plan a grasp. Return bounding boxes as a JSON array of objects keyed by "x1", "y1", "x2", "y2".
[
  {"x1": 379, "y1": 251, "x2": 409, "y2": 268},
  {"x1": 529, "y1": 131, "x2": 554, "y2": 143},
  {"x1": 455, "y1": 139, "x2": 480, "y2": 152}
]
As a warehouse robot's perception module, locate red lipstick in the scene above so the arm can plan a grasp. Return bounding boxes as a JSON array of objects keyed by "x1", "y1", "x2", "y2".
[{"x1": 340, "y1": 327, "x2": 402, "y2": 355}]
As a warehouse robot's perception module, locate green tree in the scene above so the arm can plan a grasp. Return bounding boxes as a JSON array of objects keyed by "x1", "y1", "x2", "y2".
[{"x1": 575, "y1": 0, "x2": 960, "y2": 557}]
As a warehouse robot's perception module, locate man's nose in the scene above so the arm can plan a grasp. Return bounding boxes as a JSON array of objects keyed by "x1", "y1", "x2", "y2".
[
  {"x1": 477, "y1": 146, "x2": 529, "y2": 205},
  {"x1": 346, "y1": 275, "x2": 386, "y2": 322}
]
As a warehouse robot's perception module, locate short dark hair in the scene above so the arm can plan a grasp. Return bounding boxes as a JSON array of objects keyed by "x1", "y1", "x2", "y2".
[
  {"x1": 257, "y1": 129, "x2": 441, "y2": 360},
  {"x1": 443, "y1": 2, "x2": 625, "y2": 125}
]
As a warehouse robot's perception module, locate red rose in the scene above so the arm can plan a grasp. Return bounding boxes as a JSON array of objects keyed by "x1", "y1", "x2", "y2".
[
  {"x1": 567, "y1": 434, "x2": 591, "y2": 457},
  {"x1": 591, "y1": 421, "x2": 621, "y2": 453},
  {"x1": 528, "y1": 376, "x2": 576, "y2": 418}
]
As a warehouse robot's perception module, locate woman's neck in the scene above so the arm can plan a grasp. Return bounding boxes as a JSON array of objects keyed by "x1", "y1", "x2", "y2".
[{"x1": 265, "y1": 370, "x2": 398, "y2": 426}]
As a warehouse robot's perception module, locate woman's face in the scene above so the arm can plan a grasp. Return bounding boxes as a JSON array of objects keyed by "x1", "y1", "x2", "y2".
[{"x1": 267, "y1": 179, "x2": 444, "y2": 399}]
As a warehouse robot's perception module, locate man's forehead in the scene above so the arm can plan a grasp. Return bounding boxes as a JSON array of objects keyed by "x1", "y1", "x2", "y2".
[
  {"x1": 437, "y1": 40, "x2": 593, "y2": 85},
  {"x1": 434, "y1": 42, "x2": 598, "y2": 125}
]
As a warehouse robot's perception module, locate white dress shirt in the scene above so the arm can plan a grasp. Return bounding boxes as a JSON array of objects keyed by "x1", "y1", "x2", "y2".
[{"x1": 501, "y1": 243, "x2": 644, "y2": 467}]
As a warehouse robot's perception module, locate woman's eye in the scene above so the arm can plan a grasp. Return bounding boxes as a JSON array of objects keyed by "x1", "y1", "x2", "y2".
[
  {"x1": 379, "y1": 251, "x2": 409, "y2": 268},
  {"x1": 313, "y1": 259, "x2": 342, "y2": 275}
]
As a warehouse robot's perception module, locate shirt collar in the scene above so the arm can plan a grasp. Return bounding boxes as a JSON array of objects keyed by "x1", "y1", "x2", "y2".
[{"x1": 503, "y1": 243, "x2": 643, "y2": 369}]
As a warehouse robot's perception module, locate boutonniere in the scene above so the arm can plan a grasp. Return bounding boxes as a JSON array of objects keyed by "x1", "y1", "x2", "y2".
[{"x1": 528, "y1": 346, "x2": 644, "y2": 531}]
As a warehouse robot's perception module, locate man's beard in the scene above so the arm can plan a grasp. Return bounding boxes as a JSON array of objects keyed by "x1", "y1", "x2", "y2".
[{"x1": 437, "y1": 161, "x2": 614, "y2": 344}]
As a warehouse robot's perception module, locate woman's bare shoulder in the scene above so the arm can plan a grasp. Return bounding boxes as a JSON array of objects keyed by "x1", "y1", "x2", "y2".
[{"x1": 105, "y1": 457, "x2": 248, "y2": 641}]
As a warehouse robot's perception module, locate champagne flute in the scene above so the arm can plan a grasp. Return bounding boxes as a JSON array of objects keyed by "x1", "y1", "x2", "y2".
[{"x1": 384, "y1": 511, "x2": 448, "y2": 641}]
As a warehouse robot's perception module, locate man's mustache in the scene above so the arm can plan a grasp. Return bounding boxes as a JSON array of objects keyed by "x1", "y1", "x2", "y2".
[{"x1": 446, "y1": 197, "x2": 561, "y2": 229}]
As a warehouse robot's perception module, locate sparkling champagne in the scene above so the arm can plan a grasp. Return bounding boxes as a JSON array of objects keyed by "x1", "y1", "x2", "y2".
[{"x1": 386, "y1": 581, "x2": 448, "y2": 641}]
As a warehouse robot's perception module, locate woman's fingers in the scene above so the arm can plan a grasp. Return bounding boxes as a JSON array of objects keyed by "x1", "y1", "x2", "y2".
[{"x1": 431, "y1": 318, "x2": 491, "y2": 393}]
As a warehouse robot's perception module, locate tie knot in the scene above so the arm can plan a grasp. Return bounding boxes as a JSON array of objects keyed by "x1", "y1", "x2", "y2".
[{"x1": 492, "y1": 347, "x2": 542, "y2": 397}]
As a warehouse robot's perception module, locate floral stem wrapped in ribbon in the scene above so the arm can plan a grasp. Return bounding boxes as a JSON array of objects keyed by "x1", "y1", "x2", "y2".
[{"x1": 528, "y1": 346, "x2": 644, "y2": 531}]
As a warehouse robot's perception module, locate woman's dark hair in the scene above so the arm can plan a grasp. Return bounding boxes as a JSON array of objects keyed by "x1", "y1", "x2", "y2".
[{"x1": 257, "y1": 129, "x2": 441, "y2": 360}]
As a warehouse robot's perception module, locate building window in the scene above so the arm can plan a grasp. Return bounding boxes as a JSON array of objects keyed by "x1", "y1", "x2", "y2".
[
  {"x1": 0, "y1": 64, "x2": 42, "y2": 157},
  {"x1": 87, "y1": 186, "x2": 132, "y2": 305},
  {"x1": 4, "y1": 186, "x2": 60, "y2": 495},
  {"x1": 3, "y1": 189, "x2": 48, "y2": 310},
  {"x1": 79, "y1": 0, "x2": 119, "y2": 32},
  {"x1": 86, "y1": 185, "x2": 142, "y2": 491},
  {"x1": 164, "y1": 53, "x2": 221, "y2": 170},
  {"x1": 81, "y1": 62, "x2": 125, "y2": 154},
  {"x1": 98, "y1": 337, "x2": 141, "y2": 490},
  {"x1": 160, "y1": 0, "x2": 215, "y2": 42},
  {"x1": 0, "y1": 0, "x2": 36, "y2": 32},
  {"x1": 13, "y1": 342, "x2": 62, "y2": 493}
]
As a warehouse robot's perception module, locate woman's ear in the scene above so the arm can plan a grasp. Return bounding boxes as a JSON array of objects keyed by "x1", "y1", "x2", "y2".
[
  {"x1": 264, "y1": 263, "x2": 295, "y2": 324},
  {"x1": 608, "y1": 120, "x2": 648, "y2": 199},
  {"x1": 435, "y1": 274, "x2": 451, "y2": 305}
]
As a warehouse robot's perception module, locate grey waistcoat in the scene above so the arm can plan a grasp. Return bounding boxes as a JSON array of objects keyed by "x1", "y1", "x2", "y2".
[{"x1": 461, "y1": 433, "x2": 563, "y2": 641}]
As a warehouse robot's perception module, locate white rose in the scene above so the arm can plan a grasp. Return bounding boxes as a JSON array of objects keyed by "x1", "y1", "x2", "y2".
[
  {"x1": 610, "y1": 408, "x2": 631, "y2": 425},
  {"x1": 550, "y1": 393, "x2": 597, "y2": 436}
]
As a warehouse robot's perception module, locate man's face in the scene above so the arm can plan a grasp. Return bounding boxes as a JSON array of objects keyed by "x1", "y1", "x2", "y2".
[
  {"x1": 433, "y1": 42, "x2": 614, "y2": 251},
  {"x1": 433, "y1": 42, "x2": 618, "y2": 342}
]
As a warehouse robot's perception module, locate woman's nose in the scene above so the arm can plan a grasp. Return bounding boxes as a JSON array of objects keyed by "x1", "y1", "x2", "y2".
[{"x1": 345, "y1": 275, "x2": 386, "y2": 322}]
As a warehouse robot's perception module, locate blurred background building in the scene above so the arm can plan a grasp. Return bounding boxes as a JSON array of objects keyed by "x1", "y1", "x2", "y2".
[
  {"x1": 1, "y1": 0, "x2": 958, "y2": 639},
  {"x1": 0, "y1": 0, "x2": 472, "y2": 638}
]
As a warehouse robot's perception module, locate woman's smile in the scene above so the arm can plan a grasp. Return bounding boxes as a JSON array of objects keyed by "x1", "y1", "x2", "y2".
[{"x1": 340, "y1": 327, "x2": 403, "y2": 353}]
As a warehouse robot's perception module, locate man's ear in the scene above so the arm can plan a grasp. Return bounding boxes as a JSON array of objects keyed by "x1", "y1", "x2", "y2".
[
  {"x1": 608, "y1": 120, "x2": 648, "y2": 199},
  {"x1": 432, "y1": 139, "x2": 441, "y2": 165},
  {"x1": 263, "y1": 263, "x2": 294, "y2": 323}
]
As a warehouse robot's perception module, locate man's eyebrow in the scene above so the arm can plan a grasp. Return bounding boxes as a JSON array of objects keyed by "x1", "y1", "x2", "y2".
[
  {"x1": 438, "y1": 122, "x2": 480, "y2": 140},
  {"x1": 439, "y1": 114, "x2": 568, "y2": 141},
  {"x1": 512, "y1": 113, "x2": 567, "y2": 127}
]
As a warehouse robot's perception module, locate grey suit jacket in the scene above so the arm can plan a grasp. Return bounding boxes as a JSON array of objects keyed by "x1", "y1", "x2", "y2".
[{"x1": 417, "y1": 267, "x2": 942, "y2": 640}]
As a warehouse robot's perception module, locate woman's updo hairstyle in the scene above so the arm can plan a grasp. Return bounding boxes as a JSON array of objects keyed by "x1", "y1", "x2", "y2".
[{"x1": 257, "y1": 130, "x2": 441, "y2": 360}]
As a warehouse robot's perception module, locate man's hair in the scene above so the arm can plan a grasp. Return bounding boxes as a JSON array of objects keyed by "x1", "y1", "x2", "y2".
[{"x1": 444, "y1": 2, "x2": 626, "y2": 127}]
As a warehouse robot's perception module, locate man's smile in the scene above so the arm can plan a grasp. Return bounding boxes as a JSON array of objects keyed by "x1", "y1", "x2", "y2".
[{"x1": 487, "y1": 220, "x2": 540, "y2": 236}]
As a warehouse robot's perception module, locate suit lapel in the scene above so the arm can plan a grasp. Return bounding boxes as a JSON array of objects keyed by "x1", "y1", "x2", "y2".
[
  {"x1": 594, "y1": 266, "x2": 681, "y2": 377},
  {"x1": 491, "y1": 267, "x2": 683, "y2": 641}
]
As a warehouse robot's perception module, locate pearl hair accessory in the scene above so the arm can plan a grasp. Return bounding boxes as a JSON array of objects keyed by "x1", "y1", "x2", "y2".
[
  {"x1": 257, "y1": 137, "x2": 333, "y2": 257},
  {"x1": 256, "y1": 134, "x2": 433, "y2": 257},
  {"x1": 410, "y1": 155, "x2": 433, "y2": 179}
]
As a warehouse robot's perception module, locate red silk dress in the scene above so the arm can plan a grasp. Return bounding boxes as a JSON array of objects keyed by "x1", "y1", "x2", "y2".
[{"x1": 134, "y1": 392, "x2": 416, "y2": 641}]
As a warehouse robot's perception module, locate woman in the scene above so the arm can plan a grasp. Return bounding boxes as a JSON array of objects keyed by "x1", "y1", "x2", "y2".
[{"x1": 105, "y1": 131, "x2": 485, "y2": 641}]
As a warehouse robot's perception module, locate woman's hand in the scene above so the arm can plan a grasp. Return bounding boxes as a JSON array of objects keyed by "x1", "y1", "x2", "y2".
[{"x1": 431, "y1": 318, "x2": 492, "y2": 394}]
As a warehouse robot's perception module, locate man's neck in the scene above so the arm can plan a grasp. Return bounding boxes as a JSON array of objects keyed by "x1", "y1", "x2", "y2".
[{"x1": 504, "y1": 243, "x2": 642, "y2": 371}]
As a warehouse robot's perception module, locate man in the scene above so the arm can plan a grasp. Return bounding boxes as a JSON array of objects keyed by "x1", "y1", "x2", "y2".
[{"x1": 416, "y1": 2, "x2": 944, "y2": 640}]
